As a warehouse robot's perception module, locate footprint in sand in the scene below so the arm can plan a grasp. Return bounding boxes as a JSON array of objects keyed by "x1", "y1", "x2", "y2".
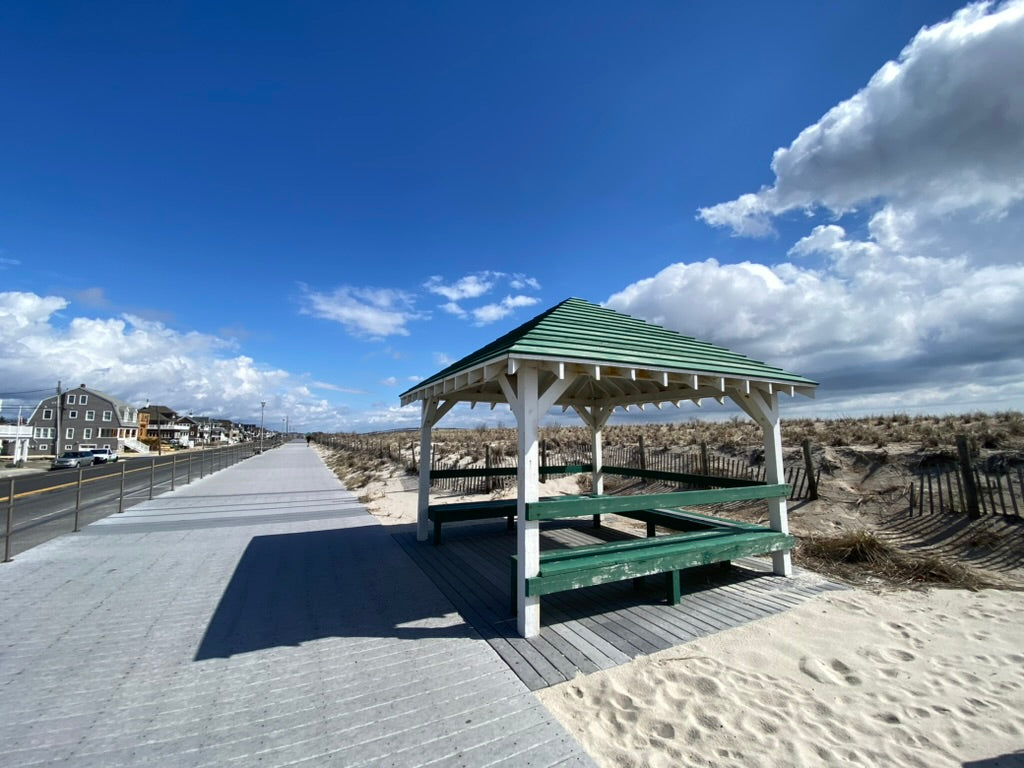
[
  {"x1": 799, "y1": 657, "x2": 863, "y2": 686},
  {"x1": 862, "y1": 646, "x2": 916, "y2": 664}
]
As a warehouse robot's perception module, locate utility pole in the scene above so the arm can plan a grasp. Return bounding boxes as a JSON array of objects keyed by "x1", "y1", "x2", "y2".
[{"x1": 55, "y1": 380, "x2": 62, "y2": 457}]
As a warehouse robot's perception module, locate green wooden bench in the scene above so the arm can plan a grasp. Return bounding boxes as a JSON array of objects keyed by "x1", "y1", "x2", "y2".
[
  {"x1": 428, "y1": 499, "x2": 516, "y2": 545},
  {"x1": 510, "y1": 484, "x2": 793, "y2": 615},
  {"x1": 511, "y1": 526, "x2": 795, "y2": 613}
]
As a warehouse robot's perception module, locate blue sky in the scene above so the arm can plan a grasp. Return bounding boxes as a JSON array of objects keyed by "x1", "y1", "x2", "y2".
[{"x1": 3, "y1": 1, "x2": 1023, "y2": 431}]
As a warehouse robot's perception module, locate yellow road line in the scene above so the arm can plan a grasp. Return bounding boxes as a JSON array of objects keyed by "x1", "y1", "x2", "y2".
[{"x1": 0, "y1": 464, "x2": 169, "y2": 503}]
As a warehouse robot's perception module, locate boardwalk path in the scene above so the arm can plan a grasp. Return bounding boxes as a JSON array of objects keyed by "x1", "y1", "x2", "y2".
[{"x1": 0, "y1": 442, "x2": 593, "y2": 768}]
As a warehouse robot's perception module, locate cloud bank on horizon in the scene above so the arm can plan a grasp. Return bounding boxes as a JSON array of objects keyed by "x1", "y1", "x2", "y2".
[
  {"x1": 0, "y1": 290, "x2": 338, "y2": 429},
  {"x1": 608, "y1": 0, "x2": 1024, "y2": 416}
]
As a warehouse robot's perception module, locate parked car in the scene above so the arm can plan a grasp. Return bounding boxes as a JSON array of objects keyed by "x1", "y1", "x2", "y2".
[
  {"x1": 51, "y1": 450, "x2": 96, "y2": 470},
  {"x1": 90, "y1": 447, "x2": 119, "y2": 464}
]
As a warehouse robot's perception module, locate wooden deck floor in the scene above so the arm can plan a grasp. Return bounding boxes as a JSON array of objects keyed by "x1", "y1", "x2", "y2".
[{"x1": 394, "y1": 519, "x2": 846, "y2": 691}]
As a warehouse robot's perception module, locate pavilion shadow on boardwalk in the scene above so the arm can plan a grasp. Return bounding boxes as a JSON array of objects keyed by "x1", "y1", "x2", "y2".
[
  {"x1": 393, "y1": 518, "x2": 846, "y2": 691},
  {"x1": 194, "y1": 523, "x2": 479, "y2": 660}
]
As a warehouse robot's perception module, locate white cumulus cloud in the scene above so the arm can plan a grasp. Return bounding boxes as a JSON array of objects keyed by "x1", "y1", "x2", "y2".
[
  {"x1": 612, "y1": 0, "x2": 1024, "y2": 415},
  {"x1": 472, "y1": 294, "x2": 540, "y2": 325},
  {"x1": 299, "y1": 284, "x2": 426, "y2": 338},
  {"x1": 0, "y1": 291, "x2": 343, "y2": 430}
]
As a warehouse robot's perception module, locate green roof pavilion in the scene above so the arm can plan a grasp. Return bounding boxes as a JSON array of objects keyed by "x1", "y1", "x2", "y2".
[{"x1": 400, "y1": 297, "x2": 818, "y2": 637}]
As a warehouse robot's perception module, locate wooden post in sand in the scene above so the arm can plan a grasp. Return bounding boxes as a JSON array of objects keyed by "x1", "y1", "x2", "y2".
[
  {"x1": 801, "y1": 439, "x2": 818, "y2": 500},
  {"x1": 956, "y1": 434, "x2": 981, "y2": 520}
]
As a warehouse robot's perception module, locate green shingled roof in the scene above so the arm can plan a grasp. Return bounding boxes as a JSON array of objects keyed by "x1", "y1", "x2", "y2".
[{"x1": 401, "y1": 297, "x2": 817, "y2": 408}]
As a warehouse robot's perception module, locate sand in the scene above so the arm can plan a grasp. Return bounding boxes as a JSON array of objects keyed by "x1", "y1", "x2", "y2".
[
  {"x1": 537, "y1": 587, "x2": 1024, "y2": 767},
  {"x1": 320, "y1": 448, "x2": 1024, "y2": 767}
]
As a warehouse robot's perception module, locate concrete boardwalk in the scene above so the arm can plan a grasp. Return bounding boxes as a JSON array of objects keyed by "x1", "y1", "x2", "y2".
[{"x1": 0, "y1": 443, "x2": 594, "y2": 768}]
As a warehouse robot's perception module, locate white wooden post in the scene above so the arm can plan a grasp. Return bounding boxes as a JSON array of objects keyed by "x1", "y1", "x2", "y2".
[
  {"x1": 736, "y1": 389, "x2": 791, "y2": 575},
  {"x1": 572, "y1": 404, "x2": 611, "y2": 496},
  {"x1": 416, "y1": 398, "x2": 456, "y2": 542},
  {"x1": 416, "y1": 399, "x2": 434, "y2": 542},
  {"x1": 513, "y1": 366, "x2": 541, "y2": 637}
]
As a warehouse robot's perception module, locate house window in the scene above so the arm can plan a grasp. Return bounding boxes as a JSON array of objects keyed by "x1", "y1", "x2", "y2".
[
  {"x1": 43, "y1": 408, "x2": 53, "y2": 420},
  {"x1": 35, "y1": 427, "x2": 55, "y2": 439},
  {"x1": 39, "y1": 444, "x2": 49, "y2": 452},
  {"x1": 83, "y1": 428, "x2": 93, "y2": 439},
  {"x1": 69, "y1": 410, "x2": 78, "y2": 420},
  {"x1": 100, "y1": 428, "x2": 116, "y2": 438},
  {"x1": 102, "y1": 411, "x2": 112, "y2": 421},
  {"x1": 66, "y1": 428, "x2": 75, "y2": 439},
  {"x1": 66, "y1": 394, "x2": 76, "y2": 405},
  {"x1": 85, "y1": 410, "x2": 95, "y2": 421},
  {"x1": 79, "y1": 395, "x2": 88, "y2": 405}
]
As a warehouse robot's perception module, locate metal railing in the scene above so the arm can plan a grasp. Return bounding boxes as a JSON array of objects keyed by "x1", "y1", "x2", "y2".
[{"x1": 1, "y1": 441, "x2": 277, "y2": 562}]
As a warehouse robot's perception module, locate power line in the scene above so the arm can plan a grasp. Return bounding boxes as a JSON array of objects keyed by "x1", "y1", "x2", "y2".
[{"x1": 0, "y1": 388, "x2": 52, "y2": 397}]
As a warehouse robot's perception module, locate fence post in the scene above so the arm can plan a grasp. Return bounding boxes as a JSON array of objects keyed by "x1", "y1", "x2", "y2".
[
  {"x1": 638, "y1": 436, "x2": 647, "y2": 472},
  {"x1": 149, "y1": 458, "x2": 156, "y2": 500},
  {"x1": 4, "y1": 479, "x2": 15, "y2": 562},
  {"x1": 188, "y1": 452, "x2": 192, "y2": 484},
  {"x1": 801, "y1": 439, "x2": 818, "y2": 500},
  {"x1": 73, "y1": 467, "x2": 83, "y2": 532},
  {"x1": 538, "y1": 441, "x2": 545, "y2": 485},
  {"x1": 908, "y1": 482, "x2": 915, "y2": 514},
  {"x1": 171, "y1": 454, "x2": 176, "y2": 491},
  {"x1": 118, "y1": 462, "x2": 126, "y2": 513},
  {"x1": 699, "y1": 442, "x2": 709, "y2": 476},
  {"x1": 956, "y1": 434, "x2": 981, "y2": 519}
]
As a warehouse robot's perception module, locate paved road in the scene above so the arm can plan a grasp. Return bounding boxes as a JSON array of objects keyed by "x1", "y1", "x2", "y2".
[
  {"x1": 0, "y1": 441, "x2": 593, "y2": 767},
  {"x1": 0, "y1": 447, "x2": 253, "y2": 559}
]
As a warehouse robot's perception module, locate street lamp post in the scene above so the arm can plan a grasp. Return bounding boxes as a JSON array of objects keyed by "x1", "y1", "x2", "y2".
[{"x1": 260, "y1": 401, "x2": 266, "y2": 453}]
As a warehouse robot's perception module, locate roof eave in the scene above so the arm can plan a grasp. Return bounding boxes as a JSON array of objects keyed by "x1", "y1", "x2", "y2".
[{"x1": 400, "y1": 351, "x2": 818, "y2": 408}]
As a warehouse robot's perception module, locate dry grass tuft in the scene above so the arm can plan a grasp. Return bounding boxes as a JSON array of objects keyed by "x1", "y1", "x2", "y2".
[{"x1": 797, "y1": 530, "x2": 993, "y2": 590}]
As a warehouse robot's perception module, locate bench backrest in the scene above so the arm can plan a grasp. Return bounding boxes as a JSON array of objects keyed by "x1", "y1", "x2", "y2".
[{"x1": 524, "y1": 483, "x2": 790, "y2": 521}]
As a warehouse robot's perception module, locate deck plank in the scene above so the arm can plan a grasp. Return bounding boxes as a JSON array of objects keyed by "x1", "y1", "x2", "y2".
[{"x1": 393, "y1": 518, "x2": 844, "y2": 689}]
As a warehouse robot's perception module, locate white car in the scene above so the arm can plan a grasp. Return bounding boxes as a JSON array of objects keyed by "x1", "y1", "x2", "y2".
[{"x1": 90, "y1": 447, "x2": 120, "y2": 464}]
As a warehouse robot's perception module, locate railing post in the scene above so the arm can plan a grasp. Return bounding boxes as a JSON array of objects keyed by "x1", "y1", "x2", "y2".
[
  {"x1": 956, "y1": 434, "x2": 981, "y2": 519},
  {"x1": 73, "y1": 467, "x2": 83, "y2": 532},
  {"x1": 801, "y1": 439, "x2": 818, "y2": 500},
  {"x1": 171, "y1": 454, "x2": 176, "y2": 491},
  {"x1": 118, "y1": 462, "x2": 126, "y2": 513},
  {"x1": 4, "y1": 479, "x2": 15, "y2": 562},
  {"x1": 149, "y1": 458, "x2": 156, "y2": 500},
  {"x1": 200, "y1": 451, "x2": 205, "y2": 479}
]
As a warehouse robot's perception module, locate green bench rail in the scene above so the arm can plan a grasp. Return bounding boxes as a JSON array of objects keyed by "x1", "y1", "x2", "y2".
[{"x1": 512, "y1": 524, "x2": 795, "y2": 613}]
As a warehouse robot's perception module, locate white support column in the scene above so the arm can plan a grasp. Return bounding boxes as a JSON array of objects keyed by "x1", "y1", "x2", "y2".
[
  {"x1": 572, "y1": 404, "x2": 611, "y2": 496},
  {"x1": 416, "y1": 398, "x2": 456, "y2": 542},
  {"x1": 416, "y1": 400, "x2": 434, "y2": 542},
  {"x1": 735, "y1": 389, "x2": 791, "y2": 576},
  {"x1": 514, "y1": 365, "x2": 542, "y2": 637}
]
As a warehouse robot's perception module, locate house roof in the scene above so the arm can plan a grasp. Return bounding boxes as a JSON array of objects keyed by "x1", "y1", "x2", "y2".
[
  {"x1": 400, "y1": 297, "x2": 817, "y2": 411},
  {"x1": 79, "y1": 386, "x2": 134, "y2": 413}
]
